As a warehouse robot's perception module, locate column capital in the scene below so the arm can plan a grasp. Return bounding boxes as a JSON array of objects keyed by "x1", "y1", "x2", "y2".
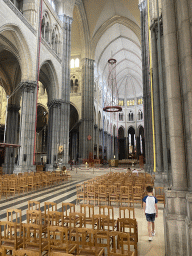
[
  {"x1": 59, "y1": 14, "x2": 73, "y2": 25},
  {"x1": 47, "y1": 99, "x2": 66, "y2": 109},
  {"x1": 138, "y1": 0, "x2": 147, "y2": 11},
  {"x1": 20, "y1": 81, "x2": 37, "y2": 91},
  {"x1": 82, "y1": 58, "x2": 95, "y2": 67}
]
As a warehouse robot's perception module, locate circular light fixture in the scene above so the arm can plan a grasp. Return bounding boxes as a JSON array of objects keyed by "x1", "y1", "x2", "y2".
[{"x1": 103, "y1": 106, "x2": 122, "y2": 112}]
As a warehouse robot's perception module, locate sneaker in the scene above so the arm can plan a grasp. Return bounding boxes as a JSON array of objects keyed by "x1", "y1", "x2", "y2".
[
  {"x1": 149, "y1": 237, "x2": 153, "y2": 241},
  {"x1": 152, "y1": 230, "x2": 156, "y2": 236}
]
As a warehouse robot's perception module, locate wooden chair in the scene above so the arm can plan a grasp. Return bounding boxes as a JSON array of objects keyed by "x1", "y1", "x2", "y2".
[
  {"x1": 27, "y1": 176, "x2": 37, "y2": 191},
  {"x1": 34, "y1": 174, "x2": 42, "y2": 190},
  {"x1": 98, "y1": 185, "x2": 108, "y2": 205},
  {"x1": 120, "y1": 186, "x2": 130, "y2": 206},
  {"x1": 49, "y1": 253, "x2": 74, "y2": 256},
  {"x1": 87, "y1": 184, "x2": 96, "y2": 205},
  {"x1": 62, "y1": 202, "x2": 76, "y2": 227},
  {"x1": 132, "y1": 186, "x2": 143, "y2": 208},
  {"x1": 119, "y1": 206, "x2": 135, "y2": 219},
  {"x1": 0, "y1": 221, "x2": 23, "y2": 255},
  {"x1": 80, "y1": 204, "x2": 95, "y2": 229},
  {"x1": 7, "y1": 208, "x2": 22, "y2": 224},
  {"x1": 44, "y1": 201, "x2": 57, "y2": 224},
  {"x1": 28, "y1": 200, "x2": 41, "y2": 210},
  {"x1": 95, "y1": 230, "x2": 110, "y2": 255},
  {"x1": 47, "y1": 226, "x2": 77, "y2": 255},
  {"x1": 18, "y1": 177, "x2": 28, "y2": 194},
  {"x1": 9, "y1": 179, "x2": 18, "y2": 196},
  {"x1": 155, "y1": 187, "x2": 165, "y2": 206},
  {"x1": 77, "y1": 228, "x2": 104, "y2": 256},
  {"x1": 99, "y1": 205, "x2": 116, "y2": 231},
  {"x1": 23, "y1": 223, "x2": 48, "y2": 255},
  {"x1": 47, "y1": 211, "x2": 64, "y2": 227},
  {"x1": 27, "y1": 210, "x2": 43, "y2": 225},
  {"x1": 42, "y1": 173, "x2": 51, "y2": 187},
  {"x1": 69, "y1": 212, "x2": 85, "y2": 229},
  {"x1": 2, "y1": 179, "x2": 9, "y2": 198},
  {"x1": 109, "y1": 185, "x2": 119, "y2": 206},
  {"x1": 76, "y1": 184, "x2": 85, "y2": 204},
  {"x1": 109, "y1": 231, "x2": 135, "y2": 256},
  {"x1": 117, "y1": 218, "x2": 138, "y2": 256}
]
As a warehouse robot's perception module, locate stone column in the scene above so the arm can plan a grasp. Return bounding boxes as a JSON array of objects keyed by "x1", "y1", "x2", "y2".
[
  {"x1": 23, "y1": 0, "x2": 38, "y2": 28},
  {"x1": 59, "y1": 14, "x2": 73, "y2": 165},
  {"x1": 174, "y1": 0, "x2": 192, "y2": 191},
  {"x1": 108, "y1": 134, "x2": 112, "y2": 159},
  {"x1": 151, "y1": 25, "x2": 163, "y2": 173},
  {"x1": 139, "y1": 0, "x2": 153, "y2": 173},
  {"x1": 104, "y1": 131, "x2": 107, "y2": 161},
  {"x1": 14, "y1": 81, "x2": 37, "y2": 173},
  {"x1": 46, "y1": 99, "x2": 66, "y2": 171},
  {"x1": 79, "y1": 58, "x2": 94, "y2": 160},
  {"x1": 163, "y1": 0, "x2": 188, "y2": 255},
  {"x1": 4, "y1": 104, "x2": 20, "y2": 174}
]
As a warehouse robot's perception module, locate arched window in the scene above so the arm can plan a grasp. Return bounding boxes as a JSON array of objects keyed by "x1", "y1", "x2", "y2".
[
  {"x1": 41, "y1": 17, "x2": 45, "y2": 39},
  {"x1": 51, "y1": 26, "x2": 60, "y2": 54},
  {"x1": 11, "y1": 0, "x2": 23, "y2": 12},
  {"x1": 48, "y1": 0, "x2": 55, "y2": 10},
  {"x1": 138, "y1": 109, "x2": 143, "y2": 120},
  {"x1": 129, "y1": 111, "x2": 134, "y2": 121},
  {"x1": 75, "y1": 58, "x2": 79, "y2": 68},
  {"x1": 70, "y1": 59, "x2": 75, "y2": 68},
  {"x1": 42, "y1": 12, "x2": 51, "y2": 44},
  {"x1": 45, "y1": 22, "x2": 50, "y2": 42},
  {"x1": 119, "y1": 113, "x2": 124, "y2": 121}
]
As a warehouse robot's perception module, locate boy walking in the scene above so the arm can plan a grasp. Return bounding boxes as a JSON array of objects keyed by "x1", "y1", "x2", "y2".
[{"x1": 143, "y1": 186, "x2": 158, "y2": 241}]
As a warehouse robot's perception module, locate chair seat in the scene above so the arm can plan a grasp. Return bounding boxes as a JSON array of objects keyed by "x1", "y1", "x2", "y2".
[
  {"x1": 110, "y1": 248, "x2": 135, "y2": 256},
  {"x1": 79, "y1": 246, "x2": 104, "y2": 256},
  {"x1": 51, "y1": 244, "x2": 77, "y2": 253}
]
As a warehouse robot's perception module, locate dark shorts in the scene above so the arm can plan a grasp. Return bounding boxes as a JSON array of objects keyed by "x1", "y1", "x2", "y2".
[{"x1": 146, "y1": 213, "x2": 156, "y2": 222}]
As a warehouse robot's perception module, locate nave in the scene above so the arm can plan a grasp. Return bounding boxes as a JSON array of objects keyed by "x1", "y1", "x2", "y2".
[{"x1": 0, "y1": 168, "x2": 165, "y2": 256}]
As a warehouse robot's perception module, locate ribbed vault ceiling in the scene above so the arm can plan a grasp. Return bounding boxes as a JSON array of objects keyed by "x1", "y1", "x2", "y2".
[{"x1": 72, "y1": 0, "x2": 142, "y2": 99}]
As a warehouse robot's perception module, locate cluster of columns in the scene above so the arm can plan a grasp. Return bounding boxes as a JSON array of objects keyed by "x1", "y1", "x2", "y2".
[
  {"x1": 139, "y1": 0, "x2": 153, "y2": 173},
  {"x1": 140, "y1": 0, "x2": 192, "y2": 254},
  {"x1": 4, "y1": 104, "x2": 20, "y2": 174},
  {"x1": 79, "y1": 58, "x2": 94, "y2": 160},
  {"x1": 11, "y1": 14, "x2": 73, "y2": 173},
  {"x1": 163, "y1": 0, "x2": 192, "y2": 255},
  {"x1": 14, "y1": 82, "x2": 37, "y2": 173}
]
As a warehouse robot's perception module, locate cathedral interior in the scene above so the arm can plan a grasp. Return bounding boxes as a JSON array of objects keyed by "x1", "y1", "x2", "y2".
[{"x1": 0, "y1": 0, "x2": 192, "y2": 255}]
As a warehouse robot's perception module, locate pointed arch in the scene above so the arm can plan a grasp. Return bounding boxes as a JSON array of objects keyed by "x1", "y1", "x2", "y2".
[
  {"x1": 39, "y1": 60, "x2": 59, "y2": 102},
  {"x1": 0, "y1": 24, "x2": 33, "y2": 81}
]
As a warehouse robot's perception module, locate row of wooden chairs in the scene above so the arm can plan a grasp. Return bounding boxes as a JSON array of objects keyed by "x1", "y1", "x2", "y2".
[
  {"x1": 77, "y1": 184, "x2": 144, "y2": 207},
  {"x1": 6, "y1": 202, "x2": 136, "y2": 228},
  {"x1": 1, "y1": 224, "x2": 135, "y2": 256},
  {"x1": 77, "y1": 172, "x2": 165, "y2": 207},
  {"x1": 1, "y1": 202, "x2": 138, "y2": 255},
  {"x1": 0, "y1": 170, "x2": 70, "y2": 199}
]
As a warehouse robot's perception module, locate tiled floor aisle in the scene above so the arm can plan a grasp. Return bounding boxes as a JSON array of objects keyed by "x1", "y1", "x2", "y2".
[
  {"x1": 74, "y1": 167, "x2": 165, "y2": 256},
  {"x1": 0, "y1": 167, "x2": 165, "y2": 255}
]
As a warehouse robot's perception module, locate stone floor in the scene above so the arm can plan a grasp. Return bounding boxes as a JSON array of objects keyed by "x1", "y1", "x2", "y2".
[
  {"x1": 0, "y1": 165, "x2": 165, "y2": 255},
  {"x1": 73, "y1": 166, "x2": 165, "y2": 256}
]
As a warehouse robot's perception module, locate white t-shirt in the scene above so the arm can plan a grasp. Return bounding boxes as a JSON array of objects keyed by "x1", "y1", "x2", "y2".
[{"x1": 143, "y1": 195, "x2": 158, "y2": 214}]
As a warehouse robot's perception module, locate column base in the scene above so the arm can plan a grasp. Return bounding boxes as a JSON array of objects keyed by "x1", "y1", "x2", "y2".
[
  {"x1": 46, "y1": 164, "x2": 55, "y2": 172},
  {"x1": 154, "y1": 171, "x2": 169, "y2": 187},
  {"x1": 164, "y1": 189, "x2": 188, "y2": 256},
  {"x1": 2, "y1": 163, "x2": 15, "y2": 174},
  {"x1": 13, "y1": 165, "x2": 36, "y2": 174}
]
